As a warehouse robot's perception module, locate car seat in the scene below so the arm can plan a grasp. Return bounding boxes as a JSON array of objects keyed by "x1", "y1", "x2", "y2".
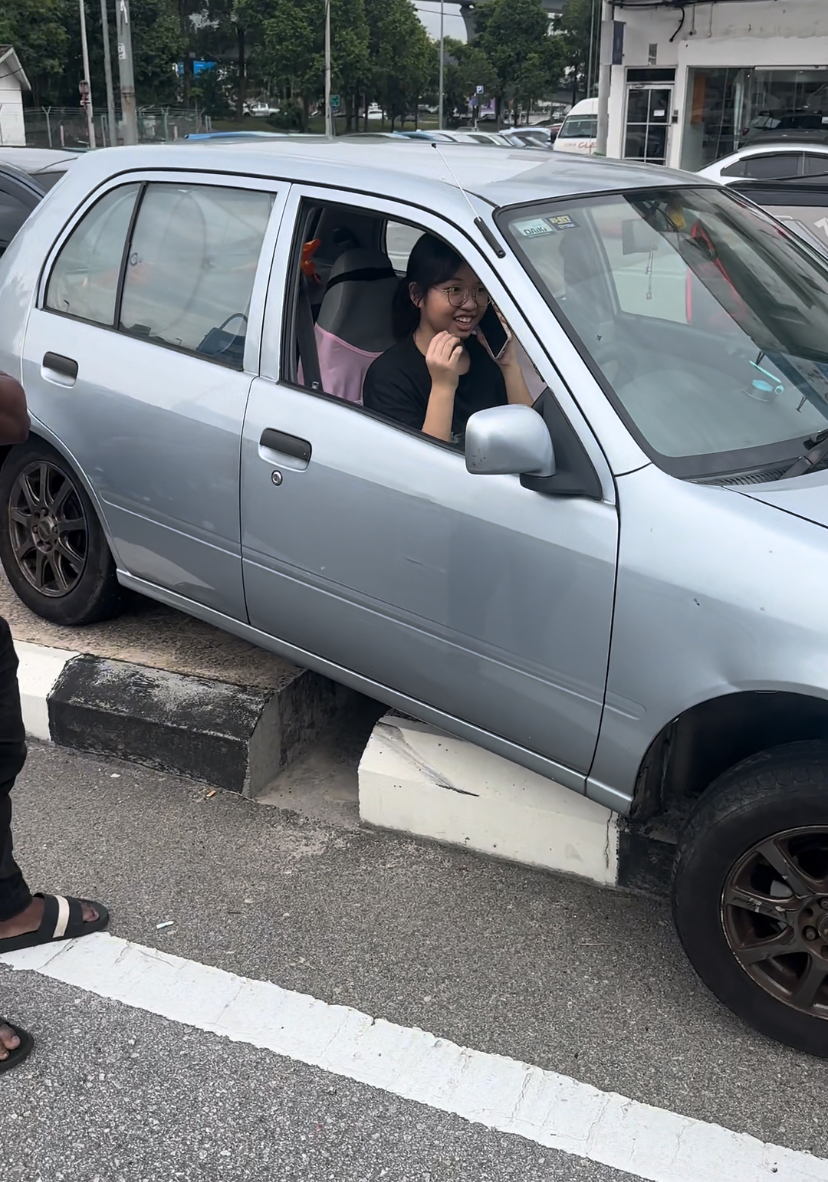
[{"x1": 314, "y1": 248, "x2": 399, "y2": 403}]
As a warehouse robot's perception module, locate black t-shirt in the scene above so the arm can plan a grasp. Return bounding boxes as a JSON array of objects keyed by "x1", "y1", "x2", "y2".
[{"x1": 363, "y1": 334, "x2": 507, "y2": 446}]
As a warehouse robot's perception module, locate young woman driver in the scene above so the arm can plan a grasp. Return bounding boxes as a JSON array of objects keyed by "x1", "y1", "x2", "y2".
[{"x1": 363, "y1": 234, "x2": 533, "y2": 445}]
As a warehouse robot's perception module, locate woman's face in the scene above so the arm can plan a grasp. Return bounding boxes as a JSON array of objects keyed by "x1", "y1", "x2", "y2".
[{"x1": 413, "y1": 262, "x2": 488, "y2": 340}]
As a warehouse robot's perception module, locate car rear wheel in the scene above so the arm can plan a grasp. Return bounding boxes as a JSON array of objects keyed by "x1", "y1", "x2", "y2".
[
  {"x1": 673, "y1": 741, "x2": 828, "y2": 1055},
  {"x1": 0, "y1": 439, "x2": 123, "y2": 625}
]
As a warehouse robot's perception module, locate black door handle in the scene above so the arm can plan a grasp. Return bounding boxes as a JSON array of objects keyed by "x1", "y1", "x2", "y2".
[
  {"x1": 260, "y1": 429, "x2": 311, "y2": 463},
  {"x1": 43, "y1": 352, "x2": 78, "y2": 380}
]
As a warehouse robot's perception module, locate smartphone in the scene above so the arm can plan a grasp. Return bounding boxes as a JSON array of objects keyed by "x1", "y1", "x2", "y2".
[{"x1": 478, "y1": 304, "x2": 511, "y2": 361}]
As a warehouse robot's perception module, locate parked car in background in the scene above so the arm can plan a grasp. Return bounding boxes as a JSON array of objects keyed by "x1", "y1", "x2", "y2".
[
  {"x1": 244, "y1": 101, "x2": 280, "y2": 118},
  {"x1": 0, "y1": 147, "x2": 78, "y2": 192},
  {"x1": 8, "y1": 142, "x2": 828, "y2": 1056},
  {"x1": 501, "y1": 127, "x2": 553, "y2": 149},
  {"x1": 700, "y1": 142, "x2": 828, "y2": 253},
  {"x1": 552, "y1": 98, "x2": 598, "y2": 155},
  {"x1": 0, "y1": 149, "x2": 79, "y2": 257}
]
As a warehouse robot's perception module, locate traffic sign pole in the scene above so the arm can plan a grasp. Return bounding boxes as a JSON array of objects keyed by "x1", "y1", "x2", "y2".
[
  {"x1": 100, "y1": 0, "x2": 118, "y2": 145},
  {"x1": 324, "y1": 0, "x2": 333, "y2": 138},
  {"x1": 116, "y1": 0, "x2": 139, "y2": 146},
  {"x1": 78, "y1": 0, "x2": 97, "y2": 149}
]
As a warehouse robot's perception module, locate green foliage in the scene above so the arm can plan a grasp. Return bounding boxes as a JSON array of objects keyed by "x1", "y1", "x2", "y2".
[
  {"x1": 477, "y1": 0, "x2": 563, "y2": 118},
  {"x1": 556, "y1": 0, "x2": 601, "y2": 99},
  {"x1": 0, "y1": 0, "x2": 70, "y2": 106}
]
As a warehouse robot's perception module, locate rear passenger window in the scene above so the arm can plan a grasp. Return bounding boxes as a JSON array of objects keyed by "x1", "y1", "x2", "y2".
[
  {"x1": 119, "y1": 184, "x2": 273, "y2": 366},
  {"x1": 742, "y1": 154, "x2": 802, "y2": 180},
  {"x1": 46, "y1": 183, "x2": 140, "y2": 325},
  {"x1": 385, "y1": 220, "x2": 423, "y2": 273}
]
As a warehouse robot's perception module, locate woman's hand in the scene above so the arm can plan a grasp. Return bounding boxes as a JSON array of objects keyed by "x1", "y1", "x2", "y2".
[{"x1": 425, "y1": 331, "x2": 465, "y2": 390}]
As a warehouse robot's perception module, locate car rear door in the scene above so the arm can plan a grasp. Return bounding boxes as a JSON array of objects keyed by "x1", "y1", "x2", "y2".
[{"x1": 22, "y1": 171, "x2": 286, "y2": 619}]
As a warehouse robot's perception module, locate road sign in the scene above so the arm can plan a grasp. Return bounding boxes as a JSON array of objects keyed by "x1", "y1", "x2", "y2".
[
  {"x1": 330, "y1": 95, "x2": 341, "y2": 111},
  {"x1": 476, "y1": 85, "x2": 484, "y2": 94}
]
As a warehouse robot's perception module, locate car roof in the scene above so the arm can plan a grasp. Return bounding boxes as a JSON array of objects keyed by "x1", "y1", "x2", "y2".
[
  {"x1": 0, "y1": 147, "x2": 79, "y2": 175},
  {"x1": 59, "y1": 140, "x2": 701, "y2": 213},
  {"x1": 736, "y1": 139, "x2": 828, "y2": 155}
]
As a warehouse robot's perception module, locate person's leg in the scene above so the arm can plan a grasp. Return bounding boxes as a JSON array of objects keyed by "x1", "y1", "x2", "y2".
[
  {"x1": 0, "y1": 615, "x2": 32, "y2": 1064},
  {"x1": 0, "y1": 619, "x2": 101, "y2": 948},
  {"x1": 0, "y1": 616, "x2": 31, "y2": 924}
]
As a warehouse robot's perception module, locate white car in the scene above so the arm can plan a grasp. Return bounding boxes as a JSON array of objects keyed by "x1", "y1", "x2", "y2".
[
  {"x1": 699, "y1": 142, "x2": 828, "y2": 183},
  {"x1": 552, "y1": 98, "x2": 597, "y2": 156},
  {"x1": 699, "y1": 142, "x2": 828, "y2": 254}
]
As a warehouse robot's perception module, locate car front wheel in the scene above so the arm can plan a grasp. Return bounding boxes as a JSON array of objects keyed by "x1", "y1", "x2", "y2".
[
  {"x1": 673, "y1": 741, "x2": 828, "y2": 1055},
  {"x1": 0, "y1": 438, "x2": 123, "y2": 625}
]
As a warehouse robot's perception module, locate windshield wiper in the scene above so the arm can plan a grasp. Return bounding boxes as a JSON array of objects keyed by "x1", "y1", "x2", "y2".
[{"x1": 783, "y1": 427, "x2": 828, "y2": 478}]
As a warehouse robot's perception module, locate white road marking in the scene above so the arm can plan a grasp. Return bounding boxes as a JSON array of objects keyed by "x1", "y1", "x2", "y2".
[{"x1": 3, "y1": 933, "x2": 826, "y2": 1182}]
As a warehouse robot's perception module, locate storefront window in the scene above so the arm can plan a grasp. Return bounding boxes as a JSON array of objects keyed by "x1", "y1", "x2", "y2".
[{"x1": 681, "y1": 67, "x2": 828, "y2": 172}]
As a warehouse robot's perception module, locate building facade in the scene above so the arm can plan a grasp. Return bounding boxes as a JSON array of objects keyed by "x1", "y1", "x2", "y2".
[
  {"x1": 0, "y1": 47, "x2": 29, "y2": 147},
  {"x1": 605, "y1": 0, "x2": 828, "y2": 170}
]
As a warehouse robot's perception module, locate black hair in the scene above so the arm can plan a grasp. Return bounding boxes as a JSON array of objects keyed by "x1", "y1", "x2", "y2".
[{"x1": 392, "y1": 233, "x2": 464, "y2": 340}]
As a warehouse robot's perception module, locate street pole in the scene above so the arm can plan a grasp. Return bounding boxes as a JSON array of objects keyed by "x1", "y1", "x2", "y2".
[
  {"x1": 595, "y1": 0, "x2": 613, "y2": 156},
  {"x1": 438, "y1": 0, "x2": 445, "y2": 131},
  {"x1": 100, "y1": 0, "x2": 117, "y2": 145},
  {"x1": 324, "y1": 0, "x2": 333, "y2": 138},
  {"x1": 79, "y1": 0, "x2": 97, "y2": 149},
  {"x1": 116, "y1": 0, "x2": 139, "y2": 145}
]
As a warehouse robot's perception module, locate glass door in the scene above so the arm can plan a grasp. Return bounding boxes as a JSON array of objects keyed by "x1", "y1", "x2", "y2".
[{"x1": 624, "y1": 85, "x2": 673, "y2": 165}]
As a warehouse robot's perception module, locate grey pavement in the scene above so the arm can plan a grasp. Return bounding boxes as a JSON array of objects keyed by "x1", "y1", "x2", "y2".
[
  {"x1": 1, "y1": 972, "x2": 640, "y2": 1182},
  {"x1": 1, "y1": 741, "x2": 827, "y2": 1179},
  {"x1": 0, "y1": 569, "x2": 299, "y2": 689}
]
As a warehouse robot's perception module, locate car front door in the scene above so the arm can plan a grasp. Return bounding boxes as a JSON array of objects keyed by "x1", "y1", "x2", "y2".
[
  {"x1": 240, "y1": 188, "x2": 619, "y2": 785},
  {"x1": 23, "y1": 172, "x2": 285, "y2": 618}
]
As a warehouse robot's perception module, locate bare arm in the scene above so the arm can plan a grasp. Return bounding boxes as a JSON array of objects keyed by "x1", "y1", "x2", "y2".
[
  {"x1": 0, "y1": 373, "x2": 29, "y2": 445},
  {"x1": 500, "y1": 358, "x2": 534, "y2": 407},
  {"x1": 422, "y1": 333, "x2": 464, "y2": 442}
]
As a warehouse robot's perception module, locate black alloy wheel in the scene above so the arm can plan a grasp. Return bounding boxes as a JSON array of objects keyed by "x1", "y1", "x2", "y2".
[
  {"x1": 0, "y1": 439, "x2": 123, "y2": 625},
  {"x1": 9, "y1": 458, "x2": 88, "y2": 597},
  {"x1": 673, "y1": 741, "x2": 828, "y2": 1055}
]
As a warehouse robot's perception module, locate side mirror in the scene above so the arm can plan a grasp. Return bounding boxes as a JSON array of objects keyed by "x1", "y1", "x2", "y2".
[{"x1": 465, "y1": 405, "x2": 556, "y2": 478}]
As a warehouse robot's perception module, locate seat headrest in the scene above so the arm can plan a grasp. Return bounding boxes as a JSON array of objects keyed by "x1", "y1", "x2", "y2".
[{"x1": 317, "y1": 248, "x2": 399, "y2": 353}]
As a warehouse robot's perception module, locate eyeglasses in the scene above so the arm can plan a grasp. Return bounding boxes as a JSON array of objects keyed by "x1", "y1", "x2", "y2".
[{"x1": 438, "y1": 284, "x2": 490, "y2": 308}]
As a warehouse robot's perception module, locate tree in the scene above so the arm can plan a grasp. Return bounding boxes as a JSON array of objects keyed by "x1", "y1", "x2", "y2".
[
  {"x1": 556, "y1": 0, "x2": 601, "y2": 105},
  {"x1": 441, "y1": 38, "x2": 497, "y2": 126},
  {"x1": 365, "y1": 0, "x2": 434, "y2": 129},
  {"x1": 0, "y1": 0, "x2": 70, "y2": 106},
  {"x1": 478, "y1": 0, "x2": 563, "y2": 124}
]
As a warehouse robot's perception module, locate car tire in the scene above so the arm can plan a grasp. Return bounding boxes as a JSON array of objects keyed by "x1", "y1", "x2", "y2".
[
  {"x1": 673, "y1": 741, "x2": 828, "y2": 1055},
  {"x1": 0, "y1": 438, "x2": 123, "y2": 625}
]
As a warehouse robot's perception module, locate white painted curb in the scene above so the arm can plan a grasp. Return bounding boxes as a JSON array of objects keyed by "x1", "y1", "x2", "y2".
[
  {"x1": 359, "y1": 714, "x2": 618, "y2": 887},
  {"x1": 14, "y1": 640, "x2": 77, "y2": 742}
]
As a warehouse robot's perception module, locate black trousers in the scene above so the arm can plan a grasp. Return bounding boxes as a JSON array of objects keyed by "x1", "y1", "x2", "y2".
[{"x1": 0, "y1": 617, "x2": 32, "y2": 922}]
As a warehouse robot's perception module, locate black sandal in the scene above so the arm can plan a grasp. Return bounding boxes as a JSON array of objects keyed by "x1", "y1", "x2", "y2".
[
  {"x1": 0, "y1": 893, "x2": 109, "y2": 955},
  {"x1": 0, "y1": 1021, "x2": 33, "y2": 1074}
]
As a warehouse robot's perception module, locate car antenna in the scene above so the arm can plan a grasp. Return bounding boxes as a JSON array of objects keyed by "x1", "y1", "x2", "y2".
[{"x1": 430, "y1": 142, "x2": 506, "y2": 258}]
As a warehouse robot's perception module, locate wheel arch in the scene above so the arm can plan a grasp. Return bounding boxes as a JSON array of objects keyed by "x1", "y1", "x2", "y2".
[
  {"x1": 631, "y1": 689, "x2": 828, "y2": 823},
  {"x1": 0, "y1": 427, "x2": 123, "y2": 568}
]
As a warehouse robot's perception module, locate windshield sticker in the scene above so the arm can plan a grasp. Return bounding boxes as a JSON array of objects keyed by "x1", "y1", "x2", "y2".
[
  {"x1": 512, "y1": 217, "x2": 558, "y2": 238},
  {"x1": 546, "y1": 213, "x2": 580, "y2": 232}
]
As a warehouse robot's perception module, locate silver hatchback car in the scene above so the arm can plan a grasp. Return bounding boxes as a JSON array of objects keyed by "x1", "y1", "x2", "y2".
[{"x1": 3, "y1": 141, "x2": 828, "y2": 1054}]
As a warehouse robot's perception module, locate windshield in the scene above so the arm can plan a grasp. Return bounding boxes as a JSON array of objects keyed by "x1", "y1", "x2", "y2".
[
  {"x1": 502, "y1": 187, "x2": 828, "y2": 478},
  {"x1": 558, "y1": 116, "x2": 597, "y2": 140}
]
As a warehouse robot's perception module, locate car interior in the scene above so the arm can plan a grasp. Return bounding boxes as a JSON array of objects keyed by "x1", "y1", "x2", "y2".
[{"x1": 285, "y1": 198, "x2": 546, "y2": 415}]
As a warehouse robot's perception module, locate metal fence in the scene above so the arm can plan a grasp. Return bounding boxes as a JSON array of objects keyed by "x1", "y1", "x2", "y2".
[{"x1": 23, "y1": 107, "x2": 213, "y2": 150}]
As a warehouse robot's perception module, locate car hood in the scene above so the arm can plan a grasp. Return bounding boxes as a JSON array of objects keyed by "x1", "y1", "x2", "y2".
[{"x1": 738, "y1": 468, "x2": 828, "y2": 529}]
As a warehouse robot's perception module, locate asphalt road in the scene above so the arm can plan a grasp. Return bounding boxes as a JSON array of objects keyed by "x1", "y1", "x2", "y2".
[{"x1": 2, "y1": 742, "x2": 827, "y2": 1181}]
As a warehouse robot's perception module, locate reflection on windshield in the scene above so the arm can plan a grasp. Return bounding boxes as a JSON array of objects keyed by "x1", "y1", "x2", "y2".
[{"x1": 503, "y1": 187, "x2": 828, "y2": 476}]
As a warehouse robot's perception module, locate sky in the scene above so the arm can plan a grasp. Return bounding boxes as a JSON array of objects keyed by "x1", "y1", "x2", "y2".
[{"x1": 415, "y1": 1, "x2": 469, "y2": 44}]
